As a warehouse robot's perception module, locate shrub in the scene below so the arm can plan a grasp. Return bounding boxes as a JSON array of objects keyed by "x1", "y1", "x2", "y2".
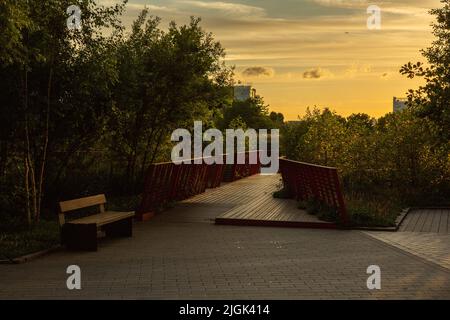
[
  {"x1": 345, "y1": 196, "x2": 400, "y2": 227},
  {"x1": 305, "y1": 198, "x2": 321, "y2": 215},
  {"x1": 0, "y1": 220, "x2": 60, "y2": 259},
  {"x1": 317, "y1": 203, "x2": 339, "y2": 223},
  {"x1": 273, "y1": 188, "x2": 291, "y2": 199}
]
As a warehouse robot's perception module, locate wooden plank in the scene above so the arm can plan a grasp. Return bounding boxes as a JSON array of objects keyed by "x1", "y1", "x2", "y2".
[
  {"x1": 203, "y1": 173, "x2": 336, "y2": 228},
  {"x1": 263, "y1": 200, "x2": 285, "y2": 221},
  {"x1": 430, "y1": 209, "x2": 442, "y2": 233},
  {"x1": 216, "y1": 191, "x2": 325, "y2": 225},
  {"x1": 249, "y1": 197, "x2": 281, "y2": 221},
  {"x1": 413, "y1": 209, "x2": 427, "y2": 232},
  {"x1": 68, "y1": 211, "x2": 134, "y2": 226},
  {"x1": 265, "y1": 199, "x2": 289, "y2": 221},
  {"x1": 400, "y1": 210, "x2": 418, "y2": 231},
  {"x1": 225, "y1": 194, "x2": 270, "y2": 219},
  {"x1": 182, "y1": 174, "x2": 277, "y2": 206},
  {"x1": 284, "y1": 204, "x2": 302, "y2": 222},
  {"x1": 60, "y1": 194, "x2": 106, "y2": 213},
  {"x1": 420, "y1": 209, "x2": 434, "y2": 232},
  {"x1": 439, "y1": 209, "x2": 449, "y2": 234},
  {"x1": 440, "y1": 209, "x2": 446, "y2": 233},
  {"x1": 447, "y1": 209, "x2": 450, "y2": 234},
  {"x1": 407, "y1": 210, "x2": 421, "y2": 232},
  {"x1": 256, "y1": 197, "x2": 286, "y2": 220},
  {"x1": 446, "y1": 209, "x2": 450, "y2": 234}
]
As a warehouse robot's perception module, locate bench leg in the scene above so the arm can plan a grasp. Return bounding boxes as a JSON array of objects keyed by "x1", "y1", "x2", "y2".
[
  {"x1": 62, "y1": 223, "x2": 98, "y2": 251},
  {"x1": 104, "y1": 217, "x2": 133, "y2": 238}
]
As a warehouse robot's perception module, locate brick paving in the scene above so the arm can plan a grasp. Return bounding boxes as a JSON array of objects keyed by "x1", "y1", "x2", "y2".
[
  {"x1": 365, "y1": 208, "x2": 450, "y2": 271},
  {"x1": 365, "y1": 232, "x2": 450, "y2": 270},
  {"x1": 1, "y1": 176, "x2": 450, "y2": 299}
]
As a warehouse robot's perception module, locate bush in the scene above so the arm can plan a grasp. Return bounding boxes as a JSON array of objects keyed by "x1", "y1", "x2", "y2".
[
  {"x1": 305, "y1": 198, "x2": 321, "y2": 215},
  {"x1": 284, "y1": 107, "x2": 450, "y2": 226},
  {"x1": 302, "y1": 198, "x2": 339, "y2": 222},
  {"x1": 273, "y1": 188, "x2": 291, "y2": 199},
  {"x1": 297, "y1": 196, "x2": 397, "y2": 227},
  {"x1": 346, "y1": 196, "x2": 400, "y2": 227},
  {"x1": 0, "y1": 220, "x2": 60, "y2": 259},
  {"x1": 317, "y1": 203, "x2": 339, "y2": 223},
  {"x1": 107, "y1": 195, "x2": 142, "y2": 212}
]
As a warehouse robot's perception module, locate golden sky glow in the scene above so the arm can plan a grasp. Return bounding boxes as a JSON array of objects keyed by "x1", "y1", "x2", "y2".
[{"x1": 101, "y1": 0, "x2": 441, "y2": 120}]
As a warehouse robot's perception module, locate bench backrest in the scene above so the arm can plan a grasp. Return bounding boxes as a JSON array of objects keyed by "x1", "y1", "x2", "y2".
[{"x1": 58, "y1": 194, "x2": 106, "y2": 226}]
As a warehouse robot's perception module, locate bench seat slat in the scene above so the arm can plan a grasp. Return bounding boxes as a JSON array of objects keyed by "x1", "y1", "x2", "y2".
[
  {"x1": 60, "y1": 194, "x2": 106, "y2": 213},
  {"x1": 67, "y1": 211, "x2": 135, "y2": 226}
]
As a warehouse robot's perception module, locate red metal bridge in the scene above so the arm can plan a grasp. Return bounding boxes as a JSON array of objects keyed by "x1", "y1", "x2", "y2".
[{"x1": 137, "y1": 152, "x2": 348, "y2": 228}]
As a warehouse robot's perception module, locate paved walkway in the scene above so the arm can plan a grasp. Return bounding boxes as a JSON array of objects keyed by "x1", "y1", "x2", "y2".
[
  {"x1": 1, "y1": 175, "x2": 450, "y2": 299},
  {"x1": 365, "y1": 208, "x2": 450, "y2": 271},
  {"x1": 366, "y1": 231, "x2": 450, "y2": 271}
]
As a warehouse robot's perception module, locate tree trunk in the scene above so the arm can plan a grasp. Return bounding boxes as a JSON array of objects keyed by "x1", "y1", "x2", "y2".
[
  {"x1": 24, "y1": 155, "x2": 31, "y2": 226},
  {"x1": 36, "y1": 67, "x2": 53, "y2": 222}
]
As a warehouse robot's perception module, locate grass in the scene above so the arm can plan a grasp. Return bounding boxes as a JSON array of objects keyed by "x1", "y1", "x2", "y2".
[
  {"x1": 0, "y1": 220, "x2": 60, "y2": 260},
  {"x1": 345, "y1": 195, "x2": 401, "y2": 227}
]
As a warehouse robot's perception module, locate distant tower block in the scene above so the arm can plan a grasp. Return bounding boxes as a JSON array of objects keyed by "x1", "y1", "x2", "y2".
[
  {"x1": 393, "y1": 97, "x2": 407, "y2": 112},
  {"x1": 234, "y1": 85, "x2": 256, "y2": 102}
]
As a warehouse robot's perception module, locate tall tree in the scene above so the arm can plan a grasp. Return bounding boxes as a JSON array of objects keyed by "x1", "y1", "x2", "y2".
[
  {"x1": 0, "y1": 0, "x2": 126, "y2": 224},
  {"x1": 111, "y1": 12, "x2": 234, "y2": 190},
  {"x1": 400, "y1": 0, "x2": 450, "y2": 141}
]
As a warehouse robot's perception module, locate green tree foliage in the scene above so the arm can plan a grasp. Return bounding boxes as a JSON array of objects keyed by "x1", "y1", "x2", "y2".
[
  {"x1": 269, "y1": 111, "x2": 284, "y2": 127},
  {"x1": 218, "y1": 95, "x2": 281, "y2": 130},
  {"x1": 110, "y1": 12, "x2": 234, "y2": 190},
  {"x1": 0, "y1": 1, "x2": 31, "y2": 66},
  {"x1": 0, "y1": 0, "x2": 126, "y2": 224},
  {"x1": 0, "y1": 1, "x2": 234, "y2": 226},
  {"x1": 400, "y1": 0, "x2": 450, "y2": 141},
  {"x1": 284, "y1": 108, "x2": 450, "y2": 206}
]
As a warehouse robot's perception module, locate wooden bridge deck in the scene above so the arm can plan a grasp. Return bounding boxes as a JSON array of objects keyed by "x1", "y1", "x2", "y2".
[
  {"x1": 182, "y1": 174, "x2": 279, "y2": 207},
  {"x1": 186, "y1": 174, "x2": 336, "y2": 228},
  {"x1": 400, "y1": 208, "x2": 450, "y2": 233}
]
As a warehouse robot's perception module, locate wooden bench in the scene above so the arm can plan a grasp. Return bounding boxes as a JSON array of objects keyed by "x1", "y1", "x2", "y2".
[{"x1": 58, "y1": 194, "x2": 135, "y2": 251}]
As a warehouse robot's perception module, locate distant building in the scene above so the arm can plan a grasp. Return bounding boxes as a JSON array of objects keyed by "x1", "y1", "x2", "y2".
[
  {"x1": 234, "y1": 85, "x2": 256, "y2": 102},
  {"x1": 393, "y1": 97, "x2": 408, "y2": 112}
]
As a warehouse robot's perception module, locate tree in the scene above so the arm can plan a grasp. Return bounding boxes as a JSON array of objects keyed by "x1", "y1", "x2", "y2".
[
  {"x1": 400, "y1": 0, "x2": 450, "y2": 141},
  {"x1": 219, "y1": 95, "x2": 275, "y2": 130},
  {"x1": 0, "y1": 0, "x2": 126, "y2": 224},
  {"x1": 270, "y1": 112, "x2": 284, "y2": 124},
  {"x1": 110, "y1": 12, "x2": 234, "y2": 190}
]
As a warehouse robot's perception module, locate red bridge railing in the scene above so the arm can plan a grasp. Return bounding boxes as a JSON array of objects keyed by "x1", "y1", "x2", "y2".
[
  {"x1": 136, "y1": 151, "x2": 261, "y2": 220},
  {"x1": 279, "y1": 158, "x2": 348, "y2": 224}
]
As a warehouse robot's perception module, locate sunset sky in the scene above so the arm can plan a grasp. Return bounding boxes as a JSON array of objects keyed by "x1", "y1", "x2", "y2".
[{"x1": 100, "y1": 0, "x2": 441, "y2": 120}]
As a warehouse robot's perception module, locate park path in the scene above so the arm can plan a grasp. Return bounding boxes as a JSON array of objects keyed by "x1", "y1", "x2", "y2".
[
  {"x1": 366, "y1": 208, "x2": 450, "y2": 270},
  {"x1": 1, "y1": 175, "x2": 450, "y2": 299}
]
